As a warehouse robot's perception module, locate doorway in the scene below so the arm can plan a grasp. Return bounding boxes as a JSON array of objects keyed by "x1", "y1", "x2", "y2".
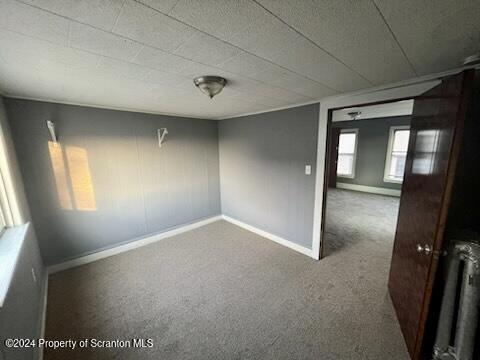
[
  {"x1": 316, "y1": 70, "x2": 476, "y2": 360},
  {"x1": 323, "y1": 99, "x2": 413, "y2": 260},
  {"x1": 323, "y1": 100, "x2": 413, "y2": 257}
]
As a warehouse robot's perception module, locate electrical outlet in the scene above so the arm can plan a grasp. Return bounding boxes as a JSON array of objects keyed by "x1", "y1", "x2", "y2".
[
  {"x1": 31, "y1": 268, "x2": 37, "y2": 283},
  {"x1": 305, "y1": 165, "x2": 312, "y2": 175}
]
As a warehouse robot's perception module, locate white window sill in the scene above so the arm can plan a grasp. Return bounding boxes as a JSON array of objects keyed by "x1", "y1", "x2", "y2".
[
  {"x1": 0, "y1": 223, "x2": 29, "y2": 307},
  {"x1": 383, "y1": 177, "x2": 403, "y2": 184},
  {"x1": 338, "y1": 174, "x2": 355, "y2": 179}
]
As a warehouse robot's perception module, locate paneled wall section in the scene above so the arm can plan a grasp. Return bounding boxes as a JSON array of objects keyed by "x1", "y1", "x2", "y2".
[{"x1": 5, "y1": 99, "x2": 221, "y2": 265}]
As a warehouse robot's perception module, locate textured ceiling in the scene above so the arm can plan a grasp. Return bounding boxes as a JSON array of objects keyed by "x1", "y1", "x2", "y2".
[{"x1": 0, "y1": 0, "x2": 478, "y2": 119}]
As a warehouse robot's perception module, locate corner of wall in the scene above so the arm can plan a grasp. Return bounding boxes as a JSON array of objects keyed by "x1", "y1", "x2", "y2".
[
  {"x1": 0, "y1": 96, "x2": 32, "y2": 224},
  {"x1": 0, "y1": 97, "x2": 47, "y2": 360}
]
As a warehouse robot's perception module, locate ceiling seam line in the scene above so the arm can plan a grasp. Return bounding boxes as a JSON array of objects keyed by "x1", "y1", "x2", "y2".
[
  {"x1": 170, "y1": 30, "x2": 198, "y2": 54},
  {"x1": 251, "y1": 0, "x2": 374, "y2": 86},
  {"x1": 66, "y1": 21, "x2": 71, "y2": 47},
  {"x1": 127, "y1": 0, "x2": 340, "y2": 92},
  {"x1": 370, "y1": 0, "x2": 418, "y2": 76},
  {"x1": 110, "y1": 0, "x2": 128, "y2": 32},
  {"x1": 3, "y1": 0, "x2": 330, "y2": 101},
  {"x1": 11, "y1": 0, "x2": 338, "y2": 97},
  {"x1": 70, "y1": 46, "x2": 317, "y2": 103},
  {"x1": 166, "y1": 0, "x2": 182, "y2": 15},
  {"x1": 5, "y1": 64, "x2": 472, "y2": 120},
  {"x1": 0, "y1": 25, "x2": 315, "y2": 106},
  {"x1": 129, "y1": 45, "x2": 144, "y2": 63}
]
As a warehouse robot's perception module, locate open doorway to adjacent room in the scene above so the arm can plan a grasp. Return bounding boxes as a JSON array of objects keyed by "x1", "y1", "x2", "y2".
[{"x1": 322, "y1": 99, "x2": 414, "y2": 258}]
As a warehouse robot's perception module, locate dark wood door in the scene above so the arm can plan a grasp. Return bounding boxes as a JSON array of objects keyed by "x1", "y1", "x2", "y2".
[
  {"x1": 388, "y1": 70, "x2": 474, "y2": 359},
  {"x1": 328, "y1": 127, "x2": 340, "y2": 188}
]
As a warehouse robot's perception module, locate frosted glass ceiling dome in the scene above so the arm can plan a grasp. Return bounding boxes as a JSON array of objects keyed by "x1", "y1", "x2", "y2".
[{"x1": 193, "y1": 76, "x2": 227, "y2": 99}]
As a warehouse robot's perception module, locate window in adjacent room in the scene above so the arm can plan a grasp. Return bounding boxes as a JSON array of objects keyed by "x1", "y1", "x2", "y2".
[
  {"x1": 337, "y1": 129, "x2": 358, "y2": 178},
  {"x1": 384, "y1": 126, "x2": 410, "y2": 183}
]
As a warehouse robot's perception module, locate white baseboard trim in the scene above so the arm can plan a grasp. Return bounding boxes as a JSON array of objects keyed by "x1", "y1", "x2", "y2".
[
  {"x1": 40, "y1": 214, "x2": 313, "y2": 346},
  {"x1": 47, "y1": 213, "x2": 315, "y2": 274},
  {"x1": 336, "y1": 183, "x2": 401, "y2": 197},
  {"x1": 38, "y1": 274, "x2": 48, "y2": 360},
  {"x1": 222, "y1": 215, "x2": 314, "y2": 258},
  {"x1": 48, "y1": 215, "x2": 222, "y2": 274}
]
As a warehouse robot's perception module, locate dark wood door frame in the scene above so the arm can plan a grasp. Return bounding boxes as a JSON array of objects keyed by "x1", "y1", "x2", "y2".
[{"x1": 327, "y1": 127, "x2": 341, "y2": 188}]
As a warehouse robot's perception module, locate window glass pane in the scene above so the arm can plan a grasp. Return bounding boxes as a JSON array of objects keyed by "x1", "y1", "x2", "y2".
[
  {"x1": 392, "y1": 130, "x2": 410, "y2": 152},
  {"x1": 337, "y1": 154, "x2": 353, "y2": 176},
  {"x1": 389, "y1": 153, "x2": 407, "y2": 179},
  {"x1": 338, "y1": 133, "x2": 356, "y2": 154},
  {"x1": 386, "y1": 128, "x2": 410, "y2": 181}
]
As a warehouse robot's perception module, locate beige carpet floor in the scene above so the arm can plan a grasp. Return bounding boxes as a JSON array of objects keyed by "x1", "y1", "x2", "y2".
[{"x1": 45, "y1": 189, "x2": 409, "y2": 360}]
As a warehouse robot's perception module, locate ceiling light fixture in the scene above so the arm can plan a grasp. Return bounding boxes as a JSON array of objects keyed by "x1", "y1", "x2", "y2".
[
  {"x1": 193, "y1": 76, "x2": 227, "y2": 99},
  {"x1": 347, "y1": 111, "x2": 362, "y2": 120}
]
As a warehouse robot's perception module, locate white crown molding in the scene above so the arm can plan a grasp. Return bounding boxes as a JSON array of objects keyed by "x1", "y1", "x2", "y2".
[
  {"x1": 317, "y1": 65, "x2": 479, "y2": 105},
  {"x1": 2, "y1": 65, "x2": 477, "y2": 121},
  {"x1": 2, "y1": 94, "x2": 216, "y2": 121},
  {"x1": 219, "y1": 64, "x2": 479, "y2": 120},
  {"x1": 217, "y1": 99, "x2": 321, "y2": 120}
]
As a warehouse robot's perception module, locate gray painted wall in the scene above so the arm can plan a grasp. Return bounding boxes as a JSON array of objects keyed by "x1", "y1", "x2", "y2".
[
  {"x1": 219, "y1": 104, "x2": 319, "y2": 249},
  {"x1": 5, "y1": 98, "x2": 221, "y2": 265},
  {"x1": 0, "y1": 225, "x2": 45, "y2": 360},
  {"x1": 333, "y1": 116, "x2": 411, "y2": 190}
]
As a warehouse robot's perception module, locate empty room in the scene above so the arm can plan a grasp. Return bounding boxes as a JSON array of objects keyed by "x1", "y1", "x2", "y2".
[
  {"x1": 1, "y1": 1, "x2": 480, "y2": 360},
  {"x1": 323, "y1": 100, "x2": 412, "y2": 259}
]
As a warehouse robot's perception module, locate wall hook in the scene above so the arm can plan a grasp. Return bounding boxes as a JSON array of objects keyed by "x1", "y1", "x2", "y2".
[
  {"x1": 157, "y1": 128, "x2": 168, "y2": 148},
  {"x1": 46, "y1": 120, "x2": 58, "y2": 143}
]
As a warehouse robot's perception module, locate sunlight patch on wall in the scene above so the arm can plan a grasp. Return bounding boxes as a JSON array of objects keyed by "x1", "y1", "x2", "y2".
[
  {"x1": 66, "y1": 146, "x2": 96, "y2": 211},
  {"x1": 48, "y1": 141, "x2": 73, "y2": 210},
  {"x1": 48, "y1": 141, "x2": 96, "y2": 211}
]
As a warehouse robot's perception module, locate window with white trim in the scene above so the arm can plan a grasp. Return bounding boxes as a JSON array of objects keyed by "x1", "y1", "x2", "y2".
[
  {"x1": 384, "y1": 126, "x2": 410, "y2": 183},
  {"x1": 0, "y1": 206, "x2": 5, "y2": 233},
  {"x1": 0, "y1": 169, "x2": 11, "y2": 234},
  {"x1": 337, "y1": 129, "x2": 358, "y2": 178}
]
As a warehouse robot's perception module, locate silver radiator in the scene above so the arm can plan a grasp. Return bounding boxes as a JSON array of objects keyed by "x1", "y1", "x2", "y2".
[{"x1": 433, "y1": 240, "x2": 480, "y2": 360}]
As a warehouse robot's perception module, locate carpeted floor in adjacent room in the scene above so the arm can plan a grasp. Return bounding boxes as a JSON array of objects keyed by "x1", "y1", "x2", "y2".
[{"x1": 45, "y1": 188, "x2": 408, "y2": 360}]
